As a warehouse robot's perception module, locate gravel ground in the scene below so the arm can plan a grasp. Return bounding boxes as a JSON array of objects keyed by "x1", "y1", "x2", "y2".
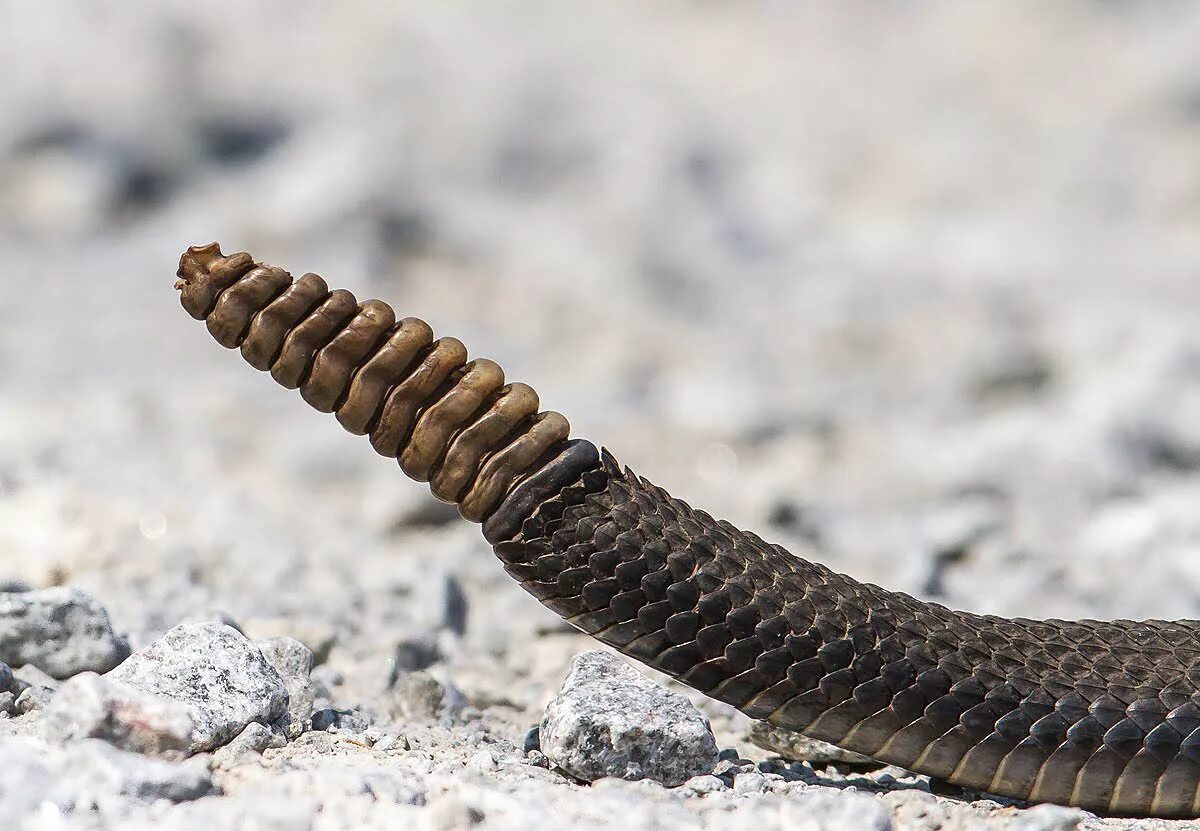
[{"x1": 3, "y1": 3, "x2": 1200, "y2": 829}]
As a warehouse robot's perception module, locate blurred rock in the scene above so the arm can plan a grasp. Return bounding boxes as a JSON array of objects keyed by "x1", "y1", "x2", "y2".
[
  {"x1": 256, "y1": 636, "x2": 316, "y2": 739},
  {"x1": 391, "y1": 670, "x2": 467, "y2": 722},
  {"x1": 0, "y1": 588, "x2": 130, "y2": 679},
  {"x1": 14, "y1": 685, "x2": 53, "y2": 714},
  {"x1": 108, "y1": 622, "x2": 287, "y2": 752},
  {"x1": 389, "y1": 632, "x2": 441, "y2": 680},
  {"x1": 681, "y1": 774, "x2": 726, "y2": 794},
  {"x1": 310, "y1": 707, "x2": 370, "y2": 733},
  {"x1": 539, "y1": 651, "x2": 719, "y2": 786},
  {"x1": 41, "y1": 671, "x2": 193, "y2": 757},
  {"x1": 68, "y1": 739, "x2": 213, "y2": 803},
  {"x1": 1007, "y1": 804, "x2": 1086, "y2": 831},
  {"x1": 211, "y1": 722, "x2": 285, "y2": 768}
]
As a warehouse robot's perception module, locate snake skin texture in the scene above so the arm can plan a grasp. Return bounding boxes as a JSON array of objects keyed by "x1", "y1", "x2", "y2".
[{"x1": 175, "y1": 244, "x2": 1200, "y2": 818}]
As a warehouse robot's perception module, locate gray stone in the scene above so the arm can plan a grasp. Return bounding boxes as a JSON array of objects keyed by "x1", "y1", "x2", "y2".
[
  {"x1": 1007, "y1": 804, "x2": 1086, "y2": 831},
  {"x1": 389, "y1": 632, "x2": 441, "y2": 679},
  {"x1": 733, "y1": 771, "x2": 768, "y2": 794},
  {"x1": 108, "y1": 622, "x2": 288, "y2": 752},
  {"x1": 311, "y1": 707, "x2": 370, "y2": 733},
  {"x1": 0, "y1": 588, "x2": 130, "y2": 679},
  {"x1": 256, "y1": 636, "x2": 316, "y2": 739},
  {"x1": 14, "y1": 685, "x2": 53, "y2": 713},
  {"x1": 539, "y1": 651, "x2": 719, "y2": 787},
  {"x1": 391, "y1": 670, "x2": 467, "y2": 722},
  {"x1": 69, "y1": 739, "x2": 214, "y2": 802},
  {"x1": 681, "y1": 774, "x2": 726, "y2": 794},
  {"x1": 41, "y1": 671, "x2": 194, "y2": 756},
  {"x1": 0, "y1": 691, "x2": 14, "y2": 715},
  {"x1": 212, "y1": 721, "x2": 285, "y2": 768},
  {"x1": 0, "y1": 660, "x2": 12, "y2": 692}
]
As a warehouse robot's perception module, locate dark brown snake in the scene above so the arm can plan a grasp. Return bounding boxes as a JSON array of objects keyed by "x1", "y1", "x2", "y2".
[{"x1": 175, "y1": 242, "x2": 1200, "y2": 818}]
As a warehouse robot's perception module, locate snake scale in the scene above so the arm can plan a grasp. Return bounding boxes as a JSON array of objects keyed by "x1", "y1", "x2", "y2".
[{"x1": 174, "y1": 242, "x2": 1200, "y2": 818}]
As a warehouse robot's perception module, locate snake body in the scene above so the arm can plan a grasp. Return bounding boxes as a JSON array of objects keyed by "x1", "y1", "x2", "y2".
[{"x1": 175, "y1": 243, "x2": 1200, "y2": 817}]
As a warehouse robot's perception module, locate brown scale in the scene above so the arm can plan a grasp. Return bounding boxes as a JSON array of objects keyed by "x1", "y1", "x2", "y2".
[{"x1": 174, "y1": 242, "x2": 572, "y2": 523}]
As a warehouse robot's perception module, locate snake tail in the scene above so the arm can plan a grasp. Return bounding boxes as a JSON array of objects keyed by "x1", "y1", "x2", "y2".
[{"x1": 175, "y1": 243, "x2": 1200, "y2": 818}]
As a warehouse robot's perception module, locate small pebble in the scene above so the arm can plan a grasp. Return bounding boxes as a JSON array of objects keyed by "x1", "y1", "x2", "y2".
[
  {"x1": 311, "y1": 708, "x2": 370, "y2": 733},
  {"x1": 15, "y1": 685, "x2": 53, "y2": 713},
  {"x1": 681, "y1": 774, "x2": 726, "y2": 795},
  {"x1": 733, "y1": 771, "x2": 768, "y2": 794},
  {"x1": 212, "y1": 722, "x2": 284, "y2": 768},
  {"x1": 522, "y1": 725, "x2": 540, "y2": 753},
  {"x1": 1008, "y1": 803, "x2": 1087, "y2": 831},
  {"x1": 391, "y1": 670, "x2": 467, "y2": 722}
]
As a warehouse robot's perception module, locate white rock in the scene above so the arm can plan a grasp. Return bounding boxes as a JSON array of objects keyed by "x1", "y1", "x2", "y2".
[
  {"x1": 14, "y1": 685, "x2": 52, "y2": 714},
  {"x1": 733, "y1": 771, "x2": 768, "y2": 794},
  {"x1": 540, "y1": 651, "x2": 719, "y2": 787},
  {"x1": 256, "y1": 636, "x2": 316, "y2": 739},
  {"x1": 0, "y1": 588, "x2": 130, "y2": 679},
  {"x1": 67, "y1": 739, "x2": 213, "y2": 803},
  {"x1": 41, "y1": 671, "x2": 193, "y2": 756},
  {"x1": 681, "y1": 774, "x2": 726, "y2": 794},
  {"x1": 1007, "y1": 803, "x2": 1086, "y2": 831},
  {"x1": 212, "y1": 721, "x2": 286, "y2": 768},
  {"x1": 108, "y1": 622, "x2": 288, "y2": 752}
]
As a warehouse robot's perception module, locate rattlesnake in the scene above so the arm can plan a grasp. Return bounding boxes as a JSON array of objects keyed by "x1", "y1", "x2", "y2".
[{"x1": 174, "y1": 242, "x2": 1200, "y2": 817}]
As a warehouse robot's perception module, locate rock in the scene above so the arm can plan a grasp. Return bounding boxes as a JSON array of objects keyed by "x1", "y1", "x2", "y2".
[
  {"x1": 747, "y1": 721, "x2": 877, "y2": 767},
  {"x1": 1007, "y1": 804, "x2": 1086, "y2": 831},
  {"x1": 0, "y1": 691, "x2": 14, "y2": 715},
  {"x1": 212, "y1": 722, "x2": 285, "y2": 768},
  {"x1": 311, "y1": 707, "x2": 370, "y2": 733},
  {"x1": 391, "y1": 670, "x2": 467, "y2": 722},
  {"x1": 256, "y1": 636, "x2": 316, "y2": 739},
  {"x1": 14, "y1": 685, "x2": 53, "y2": 713},
  {"x1": 108, "y1": 622, "x2": 288, "y2": 752},
  {"x1": 0, "y1": 587, "x2": 130, "y2": 678},
  {"x1": 41, "y1": 671, "x2": 194, "y2": 756},
  {"x1": 522, "y1": 725, "x2": 540, "y2": 753},
  {"x1": 0, "y1": 661, "x2": 12, "y2": 692},
  {"x1": 68, "y1": 739, "x2": 214, "y2": 802},
  {"x1": 681, "y1": 774, "x2": 726, "y2": 794},
  {"x1": 733, "y1": 771, "x2": 768, "y2": 794},
  {"x1": 389, "y1": 632, "x2": 440, "y2": 679},
  {"x1": 438, "y1": 574, "x2": 469, "y2": 638},
  {"x1": 539, "y1": 651, "x2": 719, "y2": 787}
]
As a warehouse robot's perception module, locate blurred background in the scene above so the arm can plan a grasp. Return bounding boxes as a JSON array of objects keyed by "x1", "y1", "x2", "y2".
[{"x1": 2, "y1": 1, "x2": 1200, "y2": 692}]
